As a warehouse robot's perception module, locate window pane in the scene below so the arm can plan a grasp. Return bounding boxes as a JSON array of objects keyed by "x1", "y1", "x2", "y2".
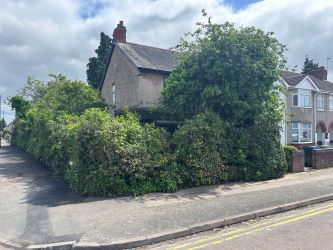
[
  {"x1": 300, "y1": 89, "x2": 310, "y2": 96},
  {"x1": 302, "y1": 123, "x2": 310, "y2": 128},
  {"x1": 317, "y1": 94, "x2": 324, "y2": 109},
  {"x1": 292, "y1": 129, "x2": 299, "y2": 142},
  {"x1": 300, "y1": 94, "x2": 310, "y2": 107},
  {"x1": 299, "y1": 89, "x2": 311, "y2": 107},
  {"x1": 330, "y1": 96, "x2": 333, "y2": 110},
  {"x1": 292, "y1": 123, "x2": 299, "y2": 142},
  {"x1": 300, "y1": 123, "x2": 311, "y2": 142},
  {"x1": 293, "y1": 94, "x2": 298, "y2": 106}
]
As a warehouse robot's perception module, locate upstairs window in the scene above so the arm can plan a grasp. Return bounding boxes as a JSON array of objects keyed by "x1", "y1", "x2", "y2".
[
  {"x1": 317, "y1": 93, "x2": 324, "y2": 110},
  {"x1": 329, "y1": 95, "x2": 333, "y2": 111},
  {"x1": 292, "y1": 89, "x2": 311, "y2": 108},
  {"x1": 112, "y1": 84, "x2": 116, "y2": 106}
]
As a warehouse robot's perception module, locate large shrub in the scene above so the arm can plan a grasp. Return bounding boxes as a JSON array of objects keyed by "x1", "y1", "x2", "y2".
[
  {"x1": 10, "y1": 74, "x2": 179, "y2": 197},
  {"x1": 159, "y1": 15, "x2": 288, "y2": 182},
  {"x1": 66, "y1": 108, "x2": 176, "y2": 196},
  {"x1": 231, "y1": 95, "x2": 288, "y2": 181},
  {"x1": 173, "y1": 112, "x2": 229, "y2": 187},
  {"x1": 283, "y1": 145, "x2": 298, "y2": 171}
]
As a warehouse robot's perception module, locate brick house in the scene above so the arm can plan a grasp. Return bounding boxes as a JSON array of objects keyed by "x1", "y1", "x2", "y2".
[{"x1": 280, "y1": 67, "x2": 333, "y2": 148}]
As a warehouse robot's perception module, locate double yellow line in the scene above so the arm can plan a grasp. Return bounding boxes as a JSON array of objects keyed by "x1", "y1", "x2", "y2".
[{"x1": 168, "y1": 203, "x2": 333, "y2": 250}]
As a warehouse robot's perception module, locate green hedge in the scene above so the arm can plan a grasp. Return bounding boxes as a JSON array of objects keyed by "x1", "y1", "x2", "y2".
[
  {"x1": 172, "y1": 112, "x2": 229, "y2": 187},
  {"x1": 10, "y1": 74, "x2": 288, "y2": 197},
  {"x1": 66, "y1": 109, "x2": 176, "y2": 196},
  {"x1": 283, "y1": 145, "x2": 298, "y2": 171}
]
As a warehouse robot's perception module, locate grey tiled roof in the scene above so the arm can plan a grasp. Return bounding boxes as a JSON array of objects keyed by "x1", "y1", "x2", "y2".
[
  {"x1": 308, "y1": 75, "x2": 333, "y2": 92},
  {"x1": 281, "y1": 70, "x2": 333, "y2": 92},
  {"x1": 280, "y1": 70, "x2": 306, "y2": 85},
  {"x1": 116, "y1": 42, "x2": 178, "y2": 73}
]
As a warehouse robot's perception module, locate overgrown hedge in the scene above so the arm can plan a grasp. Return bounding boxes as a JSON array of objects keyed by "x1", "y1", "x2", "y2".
[
  {"x1": 12, "y1": 107, "x2": 178, "y2": 196},
  {"x1": 173, "y1": 112, "x2": 229, "y2": 187},
  {"x1": 10, "y1": 75, "x2": 288, "y2": 197},
  {"x1": 283, "y1": 145, "x2": 298, "y2": 171}
]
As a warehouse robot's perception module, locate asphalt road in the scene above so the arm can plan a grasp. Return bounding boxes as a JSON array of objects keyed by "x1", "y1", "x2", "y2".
[{"x1": 150, "y1": 200, "x2": 333, "y2": 250}]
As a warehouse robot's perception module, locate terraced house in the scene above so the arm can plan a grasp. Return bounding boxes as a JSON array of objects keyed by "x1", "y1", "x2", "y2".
[{"x1": 280, "y1": 67, "x2": 333, "y2": 148}]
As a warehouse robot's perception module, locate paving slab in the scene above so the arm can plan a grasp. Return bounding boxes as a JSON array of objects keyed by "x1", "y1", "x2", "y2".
[{"x1": 1, "y1": 141, "x2": 333, "y2": 249}]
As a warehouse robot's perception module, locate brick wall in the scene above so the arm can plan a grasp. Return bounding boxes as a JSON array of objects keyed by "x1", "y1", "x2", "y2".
[
  {"x1": 290, "y1": 150, "x2": 304, "y2": 173},
  {"x1": 290, "y1": 143, "x2": 315, "y2": 149},
  {"x1": 311, "y1": 148, "x2": 333, "y2": 169}
]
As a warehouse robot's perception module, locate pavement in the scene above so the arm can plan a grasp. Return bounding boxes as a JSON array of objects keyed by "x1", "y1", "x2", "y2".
[{"x1": 1, "y1": 140, "x2": 333, "y2": 249}]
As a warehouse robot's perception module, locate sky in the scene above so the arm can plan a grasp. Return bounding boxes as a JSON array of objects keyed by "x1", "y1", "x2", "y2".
[{"x1": 1, "y1": 0, "x2": 333, "y2": 123}]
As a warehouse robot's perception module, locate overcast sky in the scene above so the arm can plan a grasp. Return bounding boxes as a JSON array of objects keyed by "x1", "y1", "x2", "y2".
[{"x1": 1, "y1": 0, "x2": 333, "y2": 123}]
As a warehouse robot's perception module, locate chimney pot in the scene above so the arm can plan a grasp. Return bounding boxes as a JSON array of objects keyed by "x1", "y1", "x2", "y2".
[{"x1": 113, "y1": 21, "x2": 126, "y2": 43}]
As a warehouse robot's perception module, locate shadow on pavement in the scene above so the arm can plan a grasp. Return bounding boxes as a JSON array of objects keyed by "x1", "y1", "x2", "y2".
[{"x1": 0, "y1": 143, "x2": 223, "y2": 208}]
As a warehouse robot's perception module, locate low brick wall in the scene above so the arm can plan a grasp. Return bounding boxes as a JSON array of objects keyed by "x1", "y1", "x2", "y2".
[
  {"x1": 290, "y1": 150, "x2": 304, "y2": 173},
  {"x1": 290, "y1": 143, "x2": 315, "y2": 150},
  {"x1": 311, "y1": 148, "x2": 333, "y2": 169}
]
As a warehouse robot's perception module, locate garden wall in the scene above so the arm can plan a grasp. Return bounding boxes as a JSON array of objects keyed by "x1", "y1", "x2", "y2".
[{"x1": 307, "y1": 148, "x2": 333, "y2": 169}]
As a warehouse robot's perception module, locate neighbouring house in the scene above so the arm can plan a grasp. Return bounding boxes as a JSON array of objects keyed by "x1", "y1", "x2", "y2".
[
  {"x1": 100, "y1": 21, "x2": 178, "y2": 121},
  {"x1": 280, "y1": 67, "x2": 333, "y2": 148}
]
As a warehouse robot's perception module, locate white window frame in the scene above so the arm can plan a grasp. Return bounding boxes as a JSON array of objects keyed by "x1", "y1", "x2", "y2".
[
  {"x1": 329, "y1": 95, "x2": 333, "y2": 111},
  {"x1": 317, "y1": 93, "x2": 325, "y2": 111},
  {"x1": 112, "y1": 83, "x2": 116, "y2": 106},
  {"x1": 292, "y1": 88, "x2": 312, "y2": 108},
  {"x1": 291, "y1": 122, "x2": 312, "y2": 143}
]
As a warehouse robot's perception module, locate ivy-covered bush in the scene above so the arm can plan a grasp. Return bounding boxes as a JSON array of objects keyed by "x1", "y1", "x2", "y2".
[
  {"x1": 283, "y1": 145, "x2": 298, "y2": 171},
  {"x1": 173, "y1": 112, "x2": 229, "y2": 187},
  {"x1": 66, "y1": 108, "x2": 176, "y2": 196}
]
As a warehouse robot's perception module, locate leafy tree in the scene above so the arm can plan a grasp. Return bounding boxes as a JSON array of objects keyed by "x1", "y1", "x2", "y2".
[
  {"x1": 159, "y1": 14, "x2": 286, "y2": 123},
  {"x1": 8, "y1": 96, "x2": 31, "y2": 118},
  {"x1": 302, "y1": 56, "x2": 319, "y2": 74},
  {"x1": 18, "y1": 76, "x2": 47, "y2": 102},
  {"x1": 37, "y1": 74, "x2": 107, "y2": 115},
  {"x1": 0, "y1": 119, "x2": 6, "y2": 131},
  {"x1": 160, "y1": 13, "x2": 287, "y2": 181},
  {"x1": 86, "y1": 32, "x2": 112, "y2": 89}
]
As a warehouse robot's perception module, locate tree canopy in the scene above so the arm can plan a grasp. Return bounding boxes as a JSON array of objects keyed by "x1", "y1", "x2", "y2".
[
  {"x1": 159, "y1": 15, "x2": 286, "y2": 123},
  {"x1": 9, "y1": 74, "x2": 107, "y2": 119},
  {"x1": 86, "y1": 32, "x2": 112, "y2": 89},
  {"x1": 0, "y1": 119, "x2": 6, "y2": 131},
  {"x1": 159, "y1": 13, "x2": 287, "y2": 180},
  {"x1": 302, "y1": 56, "x2": 319, "y2": 74},
  {"x1": 8, "y1": 95, "x2": 31, "y2": 119}
]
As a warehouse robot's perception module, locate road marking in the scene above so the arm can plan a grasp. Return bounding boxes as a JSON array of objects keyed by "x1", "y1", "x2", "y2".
[
  {"x1": 168, "y1": 203, "x2": 333, "y2": 250},
  {"x1": 186, "y1": 205, "x2": 333, "y2": 250}
]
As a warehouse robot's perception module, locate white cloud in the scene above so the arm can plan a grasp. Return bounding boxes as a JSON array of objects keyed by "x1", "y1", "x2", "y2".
[{"x1": 1, "y1": 0, "x2": 333, "y2": 123}]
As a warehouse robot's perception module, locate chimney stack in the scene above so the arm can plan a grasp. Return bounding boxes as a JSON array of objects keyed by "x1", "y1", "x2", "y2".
[
  {"x1": 309, "y1": 66, "x2": 327, "y2": 81},
  {"x1": 113, "y1": 21, "x2": 126, "y2": 43}
]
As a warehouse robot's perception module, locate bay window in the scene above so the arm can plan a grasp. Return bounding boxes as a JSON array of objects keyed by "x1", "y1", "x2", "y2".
[
  {"x1": 292, "y1": 123, "x2": 312, "y2": 143},
  {"x1": 292, "y1": 89, "x2": 311, "y2": 108}
]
